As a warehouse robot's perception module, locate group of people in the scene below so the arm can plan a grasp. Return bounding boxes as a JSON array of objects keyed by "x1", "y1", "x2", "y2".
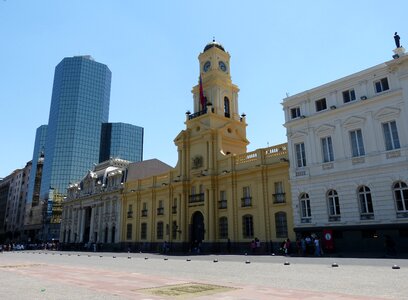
[
  {"x1": 296, "y1": 234, "x2": 323, "y2": 257},
  {"x1": 249, "y1": 237, "x2": 262, "y2": 253}
]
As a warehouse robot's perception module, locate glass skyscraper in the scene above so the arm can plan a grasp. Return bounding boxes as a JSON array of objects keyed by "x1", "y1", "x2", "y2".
[
  {"x1": 40, "y1": 56, "x2": 111, "y2": 199},
  {"x1": 27, "y1": 125, "x2": 48, "y2": 205},
  {"x1": 100, "y1": 122, "x2": 144, "y2": 163}
]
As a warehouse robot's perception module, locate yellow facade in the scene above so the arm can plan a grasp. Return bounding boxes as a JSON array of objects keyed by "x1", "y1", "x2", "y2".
[{"x1": 121, "y1": 42, "x2": 294, "y2": 252}]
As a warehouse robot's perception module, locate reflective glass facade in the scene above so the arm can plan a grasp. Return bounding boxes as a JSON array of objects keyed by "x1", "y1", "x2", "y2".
[
  {"x1": 40, "y1": 56, "x2": 111, "y2": 198},
  {"x1": 100, "y1": 122, "x2": 144, "y2": 163},
  {"x1": 27, "y1": 125, "x2": 48, "y2": 205}
]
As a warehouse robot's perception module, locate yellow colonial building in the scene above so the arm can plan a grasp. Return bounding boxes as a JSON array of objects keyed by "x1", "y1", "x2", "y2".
[{"x1": 121, "y1": 41, "x2": 294, "y2": 253}]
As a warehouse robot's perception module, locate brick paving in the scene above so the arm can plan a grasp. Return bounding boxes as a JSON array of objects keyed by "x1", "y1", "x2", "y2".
[{"x1": 0, "y1": 251, "x2": 406, "y2": 299}]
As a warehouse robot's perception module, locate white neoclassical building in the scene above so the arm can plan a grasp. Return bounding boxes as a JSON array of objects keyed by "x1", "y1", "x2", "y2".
[
  {"x1": 283, "y1": 47, "x2": 408, "y2": 255},
  {"x1": 60, "y1": 159, "x2": 130, "y2": 247}
]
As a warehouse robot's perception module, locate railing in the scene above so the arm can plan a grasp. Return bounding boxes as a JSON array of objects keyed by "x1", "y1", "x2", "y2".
[
  {"x1": 328, "y1": 216, "x2": 341, "y2": 222},
  {"x1": 157, "y1": 207, "x2": 164, "y2": 215},
  {"x1": 141, "y1": 209, "x2": 148, "y2": 217},
  {"x1": 301, "y1": 217, "x2": 311, "y2": 223},
  {"x1": 396, "y1": 211, "x2": 408, "y2": 218},
  {"x1": 188, "y1": 109, "x2": 207, "y2": 120},
  {"x1": 241, "y1": 197, "x2": 252, "y2": 207},
  {"x1": 360, "y1": 213, "x2": 374, "y2": 220},
  {"x1": 189, "y1": 193, "x2": 204, "y2": 203},
  {"x1": 172, "y1": 206, "x2": 177, "y2": 214},
  {"x1": 273, "y1": 193, "x2": 286, "y2": 203},
  {"x1": 218, "y1": 200, "x2": 227, "y2": 209},
  {"x1": 127, "y1": 211, "x2": 133, "y2": 219}
]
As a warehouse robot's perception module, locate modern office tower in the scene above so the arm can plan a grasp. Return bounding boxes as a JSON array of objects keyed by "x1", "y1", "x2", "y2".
[
  {"x1": 99, "y1": 122, "x2": 144, "y2": 163},
  {"x1": 40, "y1": 56, "x2": 111, "y2": 200},
  {"x1": 27, "y1": 125, "x2": 47, "y2": 206},
  {"x1": 39, "y1": 56, "x2": 111, "y2": 239}
]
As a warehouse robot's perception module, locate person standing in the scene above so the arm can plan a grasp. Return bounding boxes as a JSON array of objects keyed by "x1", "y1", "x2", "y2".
[
  {"x1": 394, "y1": 32, "x2": 401, "y2": 48},
  {"x1": 314, "y1": 237, "x2": 321, "y2": 257}
]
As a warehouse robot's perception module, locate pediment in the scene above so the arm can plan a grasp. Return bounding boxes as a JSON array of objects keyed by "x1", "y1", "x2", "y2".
[
  {"x1": 315, "y1": 124, "x2": 335, "y2": 136},
  {"x1": 342, "y1": 116, "x2": 366, "y2": 129},
  {"x1": 289, "y1": 130, "x2": 308, "y2": 140},
  {"x1": 374, "y1": 107, "x2": 401, "y2": 120}
]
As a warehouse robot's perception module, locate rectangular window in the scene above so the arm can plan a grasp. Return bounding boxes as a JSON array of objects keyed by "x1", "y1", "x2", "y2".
[
  {"x1": 219, "y1": 217, "x2": 228, "y2": 239},
  {"x1": 374, "y1": 78, "x2": 389, "y2": 93},
  {"x1": 321, "y1": 136, "x2": 334, "y2": 162},
  {"x1": 242, "y1": 215, "x2": 254, "y2": 238},
  {"x1": 290, "y1": 107, "x2": 301, "y2": 119},
  {"x1": 157, "y1": 222, "x2": 163, "y2": 240},
  {"x1": 219, "y1": 190, "x2": 227, "y2": 208},
  {"x1": 172, "y1": 221, "x2": 178, "y2": 239},
  {"x1": 126, "y1": 224, "x2": 132, "y2": 240},
  {"x1": 273, "y1": 182, "x2": 285, "y2": 203},
  {"x1": 241, "y1": 186, "x2": 252, "y2": 207},
  {"x1": 275, "y1": 212, "x2": 288, "y2": 238},
  {"x1": 141, "y1": 223, "x2": 147, "y2": 240},
  {"x1": 315, "y1": 98, "x2": 327, "y2": 112},
  {"x1": 295, "y1": 142, "x2": 306, "y2": 167},
  {"x1": 342, "y1": 89, "x2": 356, "y2": 103},
  {"x1": 349, "y1": 129, "x2": 365, "y2": 157},
  {"x1": 141, "y1": 202, "x2": 148, "y2": 217},
  {"x1": 383, "y1": 121, "x2": 400, "y2": 150}
]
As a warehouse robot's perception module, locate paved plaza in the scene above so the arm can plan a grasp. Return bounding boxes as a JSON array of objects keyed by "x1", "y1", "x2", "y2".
[{"x1": 0, "y1": 251, "x2": 407, "y2": 299}]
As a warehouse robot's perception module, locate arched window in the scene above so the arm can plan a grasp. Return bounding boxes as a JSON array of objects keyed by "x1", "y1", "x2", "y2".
[
  {"x1": 299, "y1": 193, "x2": 311, "y2": 222},
  {"x1": 219, "y1": 217, "x2": 228, "y2": 239},
  {"x1": 126, "y1": 224, "x2": 132, "y2": 240},
  {"x1": 394, "y1": 181, "x2": 408, "y2": 212},
  {"x1": 242, "y1": 214, "x2": 254, "y2": 238},
  {"x1": 224, "y1": 97, "x2": 230, "y2": 118},
  {"x1": 358, "y1": 186, "x2": 374, "y2": 219},
  {"x1": 275, "y1": 212, "x2": 288, "y2": 238},
  {"x1": 157, "y1": 221, "x2": 164, "y2": 240},
  {"x1": 327, "y1": 190, "x2": 341, "y2": 221}
]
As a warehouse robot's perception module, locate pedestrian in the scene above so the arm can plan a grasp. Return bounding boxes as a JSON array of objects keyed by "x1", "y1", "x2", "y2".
[
  {"x1": 314, "y1": 237, "x2": 321, "y2": 257},
  {"x1": 250, "y1": 240, "x2": 256, "y2": 254},
  {"x1": 300, "y1": 237, "x2": 306, "y2": 256}
]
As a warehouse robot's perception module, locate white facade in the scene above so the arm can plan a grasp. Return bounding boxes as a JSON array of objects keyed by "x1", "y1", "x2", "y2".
[
  {"x1": 283, "y1": 50, "x2": 408, "y2": 252},
  {"x1": 60, "y1": 159, "x2": 129, "y2": 245}
]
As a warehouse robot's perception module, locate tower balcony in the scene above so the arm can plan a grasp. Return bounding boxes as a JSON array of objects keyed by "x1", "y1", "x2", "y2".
[{"x1": 187, "y1": 106, "x2": 214, "y2": 120}]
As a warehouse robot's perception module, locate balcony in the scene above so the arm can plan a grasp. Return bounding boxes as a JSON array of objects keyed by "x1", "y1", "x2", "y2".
[
  {"x1": 127, "y1": 211, "x2": 133, "y2": 219},
  {"x1": 273, "y1": 193, "x2": 286, "y2": 204},
  {"x1": 172, "y1": 206, "x2": 177, "y2": 214},
  {"x1": 301, "y1": 217, "x2": 311, "y2": 224},
  {"x1": 189, "y1": 193, "x2": 204, "y2": 203},
  {"x1": 218, "y1": 200, "x2": 227, "y2": 209},
  {"x1": 397, "y1": 211, "x2": 408, "y2": 218},
  {"x1": 188, "y1": 108, "x2": 209, "y2": 120},
  {"x1": 360, "y1": 213, "x2": 374, "y2": 220},
  {"x1": 241, "y1": 197, "x2": 252, "y2": 207},
  {"x1": 141, "y1": 209, "x2": 148, "y2": 217},
  {"x1": 157, "y1": 207, "x2": 164, "y2": 215},
  {"x1": 328, "y1": 215, "x2": 341, "y2": 222}
]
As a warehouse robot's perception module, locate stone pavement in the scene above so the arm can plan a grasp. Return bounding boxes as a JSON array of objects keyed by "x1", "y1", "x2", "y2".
[{"x1": 0, "y1": 251, "x2": 407, "y2": 299}]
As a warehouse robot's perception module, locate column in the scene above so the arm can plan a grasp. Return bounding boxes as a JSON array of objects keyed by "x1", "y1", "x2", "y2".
[{"x1": 89, "y1": 206, "x2": 95, "y2": 242}]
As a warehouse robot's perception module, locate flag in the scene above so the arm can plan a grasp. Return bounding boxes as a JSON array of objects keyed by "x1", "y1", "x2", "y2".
[{"x1": 199, "y1": 74, "x2": 206, "y2": 109}]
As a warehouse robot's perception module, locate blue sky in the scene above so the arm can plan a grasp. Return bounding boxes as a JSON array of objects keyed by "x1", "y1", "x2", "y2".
[{"x1": 1, "y1": 0, "x2": 407, "y2": 178}]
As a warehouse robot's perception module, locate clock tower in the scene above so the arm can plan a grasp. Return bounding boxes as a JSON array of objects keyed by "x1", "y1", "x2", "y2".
[{"x1": 174, "y1": 40, "x2": 249, "y2": 177}]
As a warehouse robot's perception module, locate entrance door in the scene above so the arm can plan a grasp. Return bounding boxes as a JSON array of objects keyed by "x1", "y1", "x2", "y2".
[{"x1": 191, "y1": 211, "x2": 205, "y2": 244}]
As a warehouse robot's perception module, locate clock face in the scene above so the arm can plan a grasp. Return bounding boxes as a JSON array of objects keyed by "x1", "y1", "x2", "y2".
[
  {"x1": 203, "y1": 61, "x2": 211, "y2": 72},
  {"x1": 219, "y1": 61, "x2": 227, "y2": 72}
]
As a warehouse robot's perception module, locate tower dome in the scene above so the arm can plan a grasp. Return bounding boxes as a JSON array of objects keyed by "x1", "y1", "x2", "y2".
[{"x1": 203, "y1": 39, "x2": 225, "y2": 52}]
